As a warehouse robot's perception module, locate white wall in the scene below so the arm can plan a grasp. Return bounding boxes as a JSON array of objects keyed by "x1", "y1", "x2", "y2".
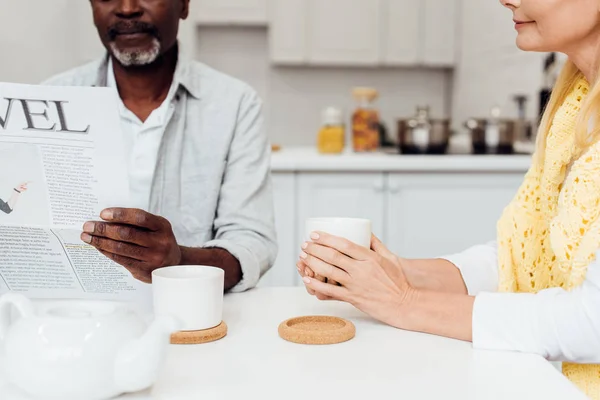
[{"x1": 0, "y1": 0, "x2": 102, "y2": 84}]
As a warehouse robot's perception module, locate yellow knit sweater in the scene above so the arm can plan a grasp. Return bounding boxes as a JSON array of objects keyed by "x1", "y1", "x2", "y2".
[{"x1": 497, "y1": 78, "x2": 600, "y2": 399}]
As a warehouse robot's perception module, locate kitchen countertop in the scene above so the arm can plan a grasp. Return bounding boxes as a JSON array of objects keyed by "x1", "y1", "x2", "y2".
[
  {"x1": 271, "y1": 147, "x2": 533, "y2": 173},
  {"x1": 1, "y1": 288, "x2": 585, "y2": 400}
]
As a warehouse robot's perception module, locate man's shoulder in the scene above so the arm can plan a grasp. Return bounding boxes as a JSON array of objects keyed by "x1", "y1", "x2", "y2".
[
  {"x1": 183, "y1": 60, "x2": 259, "y2": 102},
  {"x1": 42, "y1": 59, "x2": 104, "y2": 87}
]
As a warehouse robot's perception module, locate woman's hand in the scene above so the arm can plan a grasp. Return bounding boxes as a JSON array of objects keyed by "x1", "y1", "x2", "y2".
[{"x1": 299, "y1": 232, "x2": 418, "y2": 329}]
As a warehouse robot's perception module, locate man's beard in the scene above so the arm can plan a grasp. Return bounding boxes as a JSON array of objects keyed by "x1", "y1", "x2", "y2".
[
  {"x1": 107, "y1": 20, "x2": 161, "y2": 67},
  {"x1": 109, "y1": 37, "x2": 161, "y2": 67}
]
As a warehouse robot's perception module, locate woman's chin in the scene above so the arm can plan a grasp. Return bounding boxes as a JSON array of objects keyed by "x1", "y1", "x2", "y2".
[{"x1": 516, "y1": 37, "x2": 542, "y2": 52}]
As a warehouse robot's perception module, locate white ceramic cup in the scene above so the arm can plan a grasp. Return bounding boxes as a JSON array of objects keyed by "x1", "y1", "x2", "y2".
[
  {"x1": 152, "y1": 266, "x2": 224, "y2": 332},
  {"x1": 305, "y1": 218, "x2": 372, "y2": 248}
]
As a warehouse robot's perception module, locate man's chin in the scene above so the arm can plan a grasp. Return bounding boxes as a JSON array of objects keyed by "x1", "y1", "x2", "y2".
[{"x1": 109, "y1": 39, "x2": 161, "y2": 67}]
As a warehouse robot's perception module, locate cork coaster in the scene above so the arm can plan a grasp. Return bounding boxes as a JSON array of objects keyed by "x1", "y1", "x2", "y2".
[
  {"x1": 170, "y1": 321, "x2": 228, "y2": 345},
  {"x1": 278, "y1": 316, "x2": 355, "y2": 345}
]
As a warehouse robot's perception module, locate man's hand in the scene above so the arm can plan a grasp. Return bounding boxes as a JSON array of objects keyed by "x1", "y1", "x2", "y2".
[{"x1": 81, "y1": 208, "x2": 182, "y2": 283}]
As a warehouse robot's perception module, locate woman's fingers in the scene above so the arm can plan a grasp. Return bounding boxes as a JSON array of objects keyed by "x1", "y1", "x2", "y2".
[
  {"x1": 302, "y1": 241, "x2": 359, "y2": 275},
  {"x1": 297, "y1": 260, "x2": 327, "y2": 296},
  {"x1": 371, "y1": 234, "x2": 396, "y2": 260},
  {"x1": 300, "y1": 250, "x2": 350, "y2": 285},
  {"x1": 302, "y1": 276, "x2": 349, "y2": 302},
  {"x1": 309, "y1": 231, "x2": 372, "y2": 261}
]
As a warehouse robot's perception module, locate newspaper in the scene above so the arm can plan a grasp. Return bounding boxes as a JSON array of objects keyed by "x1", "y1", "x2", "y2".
[{"x1": 0, "y1": 82, "x2": 151, "y2": 307}]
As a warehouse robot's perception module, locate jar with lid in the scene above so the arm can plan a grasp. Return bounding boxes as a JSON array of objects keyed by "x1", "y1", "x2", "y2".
[
  {"x1": 351, "y1": 87, "x2": 380, "y2": 152},
  {"x1": 317, "y1": 107, "x2": 345, "y2": 154}
]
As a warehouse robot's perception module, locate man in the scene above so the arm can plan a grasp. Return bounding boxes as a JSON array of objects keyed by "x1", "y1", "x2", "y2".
[{"x1": 44, "y1": 0, "x2": 277, "y2": 292}]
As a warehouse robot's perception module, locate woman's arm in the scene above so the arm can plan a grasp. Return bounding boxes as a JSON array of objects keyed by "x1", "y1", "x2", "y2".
[
  {"x1": 5, "y1": 183, "x2": 28, "y2": 212},
  {"x1": 302, "y1": 233, "x2": 600, "y2": 363},
  {"x1": 403, "y1": 259, "x2": 600, "y2": 363},
  {"x1": 403, "y1": 242, "x2": 499, "y2": 295},
  {"x1": 300, "y1": 242, "x2": 499, "y2": 296},
  {"x1": 5, "y1": 191, "x2": 20, "y2": 211}
]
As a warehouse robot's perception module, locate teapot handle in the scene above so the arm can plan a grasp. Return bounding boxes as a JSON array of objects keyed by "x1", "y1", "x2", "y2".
[{"x1": 0, "y1": 293, "x2": 34, "y2": 342}]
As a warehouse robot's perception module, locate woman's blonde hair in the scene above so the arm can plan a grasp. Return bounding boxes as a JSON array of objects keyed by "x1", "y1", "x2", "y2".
[{"x1": 536, "y1": 59, "x2": 599, "y2": 163}]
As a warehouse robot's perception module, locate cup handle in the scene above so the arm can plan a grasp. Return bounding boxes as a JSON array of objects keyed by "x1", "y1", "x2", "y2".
[{"x1": 0, "y1": 293, "x2": 34, "y2": 342}]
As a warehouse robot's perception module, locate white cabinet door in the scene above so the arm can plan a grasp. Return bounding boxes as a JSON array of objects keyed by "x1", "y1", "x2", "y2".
[
  {"x1": 259, "y1": 173, "x2": 298, "y2": 288},
  {"x1": 195, "y1": 0, "x2": 268, "y2": 25},
  {"x1": 306, "y1": 0, "x2": 382, "y2": 65},
  {"x1": 297, "y1": 173, "x2": 386, "y2": 248},
  {"x1": 386, "y1": 173, "x2": 523, "y2": 258},
  {"x1": 422, "y1": 0, "x2": 457, "y2": 66},
  {"x1": 383, "y1": 0, "x2": 420, "y2": 65},
  {"x1": 268, "y1": 0, "x2": 308, "y2": 64}
]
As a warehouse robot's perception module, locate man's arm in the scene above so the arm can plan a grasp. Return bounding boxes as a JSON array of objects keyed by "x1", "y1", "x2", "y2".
[
  {"x1": 179, "y1": 247, "x2": 242, "y2": 291},
  {"x1": 200, "y1": 88, "x2": 278, "y2": 292}
]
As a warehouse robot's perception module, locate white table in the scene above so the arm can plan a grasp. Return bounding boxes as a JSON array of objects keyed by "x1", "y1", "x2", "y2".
[
  {"x1": 2, "y1": 288, "x2": 587, "y2": 400},
  {"x1": 144, "y1": 288, "x2": 585, "y2": 400}
]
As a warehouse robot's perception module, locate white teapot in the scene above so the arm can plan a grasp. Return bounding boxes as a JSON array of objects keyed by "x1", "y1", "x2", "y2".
[{"x1": 0, "y1": 293, "x2": 179, "y2": 400}]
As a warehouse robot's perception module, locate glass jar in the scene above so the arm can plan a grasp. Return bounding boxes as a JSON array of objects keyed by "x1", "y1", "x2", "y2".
[
  {"x1": 351, "y1": 87, "x2": 380, "y2": 152},
  {"x1": 317, "y1": 107, "x2": 345, "y2": 154}
]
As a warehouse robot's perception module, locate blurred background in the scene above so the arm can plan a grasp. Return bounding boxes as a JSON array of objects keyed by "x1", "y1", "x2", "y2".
[
  {"x1": 0, "y1": 0, "x2": 561, "y2": 146},
  {"x1": 0, "y1": 0, "x2": 564, "y2": 286}
]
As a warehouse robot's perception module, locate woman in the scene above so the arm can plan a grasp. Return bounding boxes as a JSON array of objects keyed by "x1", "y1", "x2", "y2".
[
  {"x1": 298, "y1": 0, "x2": 600, "y2": 398},
  {"x1": 0, "y1": 183, "x2": 28, "y2": 214}
]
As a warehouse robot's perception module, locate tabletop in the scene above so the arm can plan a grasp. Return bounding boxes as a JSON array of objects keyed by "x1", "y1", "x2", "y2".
[{"x1": 1, "y1": 288, "x2": 587, "y2": 400}]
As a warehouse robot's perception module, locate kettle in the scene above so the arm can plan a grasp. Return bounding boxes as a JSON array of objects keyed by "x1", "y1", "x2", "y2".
[{"x1": 0, "y1": 293, "x2": 179, "y2": 400}]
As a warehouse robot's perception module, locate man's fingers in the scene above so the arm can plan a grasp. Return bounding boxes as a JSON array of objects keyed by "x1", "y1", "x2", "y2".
[
  {"x1": 97, "y1": 250, "x2": 150, "y2": 283},
  {"x1": 82, "y1": 222, "x2": 150, "y2": 246},
  {"x1": 100, "y1": 208, "x2": 165, "y2": 231},
  {"x1": 82, "y1": 233, "x2": 149, "y2": 262}
]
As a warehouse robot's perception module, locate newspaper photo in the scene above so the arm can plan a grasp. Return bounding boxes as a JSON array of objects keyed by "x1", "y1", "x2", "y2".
[{"x1": 0, "y1": 82, "x2": 151, "y2": 306}]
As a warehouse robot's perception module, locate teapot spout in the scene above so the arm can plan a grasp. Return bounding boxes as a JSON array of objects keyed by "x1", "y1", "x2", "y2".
[{"x1": 114, "y1": 315, "x2": 179, "y2": 393}]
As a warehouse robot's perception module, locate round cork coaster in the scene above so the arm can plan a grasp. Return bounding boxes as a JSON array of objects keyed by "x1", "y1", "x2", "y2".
[
  {"x1": 278, "y1": 316, "x2": 355, "y2": 345},
  {"x1": 170, "y1": 321, "x2": 228, "y2": 345}
]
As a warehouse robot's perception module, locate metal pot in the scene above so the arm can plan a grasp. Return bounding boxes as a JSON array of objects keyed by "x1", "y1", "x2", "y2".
[
  {"x1": 397, "y1": 106, "x2": 451, "y2": 155},
  {"x1": 464, "y1": 118, "x2": 517, "y2": 155}
]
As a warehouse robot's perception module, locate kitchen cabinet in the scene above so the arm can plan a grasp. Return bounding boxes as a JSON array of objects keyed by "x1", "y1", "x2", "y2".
[
  {"x1": 307, "y1": 0, "x2": 381, "y2": 66},
  {"x1": 383, "y1": 0, "x2": 420, "y2": 65},
  {"x1": 259, "y1": 173, "x2": 298, "y2": 288},
  {"x1": 422, "y1": 0, "x2": 458, "y2": 66},
  {"x1": 385, "y1": 173, "x2": 522, "y2": 258},
  {"x1": 268, "y1": 0, "x2": 308, "y2": 64},
  {"x1": 268, "y1": 0, "x2": 458, "y2": 67},
  {"x1": 194, "y1": 0, "x2": 268, "y2": 26}
]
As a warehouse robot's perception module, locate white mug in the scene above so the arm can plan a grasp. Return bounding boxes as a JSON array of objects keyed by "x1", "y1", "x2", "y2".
[
  {"x1": 305, "y1": 218, "x2": 372, "y2": 248},
  {"x1": 152, "y1": 266, "x2": 224, "y2": 332}
]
